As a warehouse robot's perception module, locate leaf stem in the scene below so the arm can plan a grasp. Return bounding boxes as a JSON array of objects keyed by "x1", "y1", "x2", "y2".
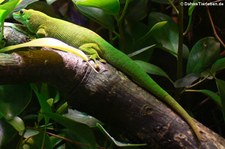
[
  {"x1": 118, "y1": 0, "x2": 130, "y2": 23},
  {"x1": 177, "y1": 0, "x2": 184, "y2": 79},
  {"x1": 117, "y1": 0, "x2": 130, "y2": 51}
]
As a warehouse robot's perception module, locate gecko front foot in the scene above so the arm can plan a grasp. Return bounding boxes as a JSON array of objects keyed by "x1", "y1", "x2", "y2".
[{"x1": 79, "y1": 43, "x2": 106, "y2": 69}]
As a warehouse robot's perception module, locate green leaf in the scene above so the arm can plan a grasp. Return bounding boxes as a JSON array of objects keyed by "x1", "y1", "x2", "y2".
[
  {"x1": 23, "y1": 129, "x2": 39, "y2": 139},
  {"x1": 139, "y1": 21, "x2": 167, "y2": 43},
  {"x1": 45, "y1": 112, "x2": 97, "y2": 148},
  {"x1": 135, "y1": 60, "x2": 173, "y2": 83},
  {"x1": 148, "y1": 12, "x2": 179, "y2": 57},
  {"x1": 6, "y1": 116, "x2": 25, "y2": 133},
  {"x1": 148, "y1": 12, "x2": 171, "y2": 26},
  {"x1": 186, "y1": 89, "x2": 221, "y2": 107},
  {"x1": 0, "y1": 84, "x2": 31, "y2": 117},
  {"x1": 74, "y1": 0, "x2": 120, "y2": 15},
  {"x1": 186, "y1": 37, "x2": 220, "y2": 74},
  {"x1": 174, "y1": 73, "x2": 200, "y2": 88},
  {"x1": 211, "y1": 57, "x2": 225, "y2": 73},
  {"x1": 63, "y1": 109, "x2": 101, "y2": 127},
  {"x1": 96, "y1": 123, "x2": 146, "y2": 147},
  {"x1": 30, "y1": 84, "x2": 52, "y2": 123},
  {"x1": 56, "y1": 102, "x2": 68, "y2": 114},
  {"x1": 40, "y1": 83, "x2": 50, "y2": 101},
  {"x1": 0, "y1": 0, "x2": 22, "y2": 40},
  {"x1": 216, "y1": 79, "x2": 225, "y2": 120},
  {"x1": 0, "y1": 0, "x2": 21, "y2": 14}
]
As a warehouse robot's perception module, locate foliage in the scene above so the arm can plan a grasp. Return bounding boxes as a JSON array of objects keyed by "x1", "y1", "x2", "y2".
[
  {"x1": 0, "y1": 0, "x2": 225, "y2": 148},
  {"x1": 0, "y1": 0, "x2": 21, "y2": 47}
]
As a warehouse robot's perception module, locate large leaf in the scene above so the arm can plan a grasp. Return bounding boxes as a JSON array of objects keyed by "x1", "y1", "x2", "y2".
[
  {"x1": 129, "y1": 21, "x2": 168, "y2": 59},
  {"x1": 139, "y1": 21, "x2": 167, "y2": 43},
  {"x1": 6, "y1": 116, "x2": 25, "y2": 133},
  {"x1": 0, "y1": 84, "x2": 31, "y2": 118},
  {"x1": 0, "y1": 0, "x2": 21, "y2": 42},
  {"x1": 148, "y1": 12, "x2": 179, "y2": 57},
  {"x1": 74, "y1": 0, "x2": 120, "y2": 15},
  {"x1": 0, "y1": 0, "x2": 21, "y2": 17},
  {"x1": 186, "y1": 37, "x2": 220, "y2": 74},
  {"x1": 63, "y1": 109, "x2": 101, "y2": 127},
  {"x1": 0, "y1": 84, "x2": 29, "y2": 135},
  {"x1": 216, "y1": 79, "x2": 225, "y2": 120},
  {"x1": 45, "y1": 112, "x2": 97, "y2": 149}
]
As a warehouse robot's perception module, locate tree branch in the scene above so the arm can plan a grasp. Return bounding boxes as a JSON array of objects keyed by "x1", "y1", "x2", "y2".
[{"x1": 0, "y1": 26, "x2": 224, "y2": 148}]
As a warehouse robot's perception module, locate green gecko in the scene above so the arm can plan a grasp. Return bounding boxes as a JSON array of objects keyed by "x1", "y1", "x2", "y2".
[{"x1": 12, "y1": 9, "x2": 202, "y2": 141}]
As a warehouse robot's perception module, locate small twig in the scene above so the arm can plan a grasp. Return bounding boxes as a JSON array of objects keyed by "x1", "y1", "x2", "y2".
[
  {"x1": 118, "y1": 0, "x2": 130, "y2": 22},
  {"x1": 185, "y1": 75, "x2": 209, "y2": 89},
  {"x1": 28, "y1": 127, "x2": 106, "y2": 149},
  {"x1": 206, "y1": 6, "x2": 225, "y2": 56}
]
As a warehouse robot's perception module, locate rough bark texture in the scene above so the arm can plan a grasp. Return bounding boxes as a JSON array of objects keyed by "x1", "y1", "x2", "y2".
[{"x1": 0, "y1": 26, "x2": 225, "y2": 148}]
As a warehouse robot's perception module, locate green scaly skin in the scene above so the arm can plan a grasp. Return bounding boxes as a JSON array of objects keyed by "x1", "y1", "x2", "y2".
[{"x1": 13, "y1": 9, "x2": 202, "y2": 141}]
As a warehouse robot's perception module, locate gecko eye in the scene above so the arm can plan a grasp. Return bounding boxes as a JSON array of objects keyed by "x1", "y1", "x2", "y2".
[{"x1": 19, "y1": 10, "x2": 24, "y2": 15}]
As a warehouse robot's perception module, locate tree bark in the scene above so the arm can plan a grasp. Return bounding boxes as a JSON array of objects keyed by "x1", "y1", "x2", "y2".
[{"x1": 0, "y1": 26, "x2": 225, "y2": 148}]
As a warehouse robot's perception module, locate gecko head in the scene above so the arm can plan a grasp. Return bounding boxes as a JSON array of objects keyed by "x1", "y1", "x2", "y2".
[
  {"x1": 13, "y1": 9, "x2": 45, "y2": 33},
  {"x1": 13, "y1": 9, "x2": 30, "y2": 26}
]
